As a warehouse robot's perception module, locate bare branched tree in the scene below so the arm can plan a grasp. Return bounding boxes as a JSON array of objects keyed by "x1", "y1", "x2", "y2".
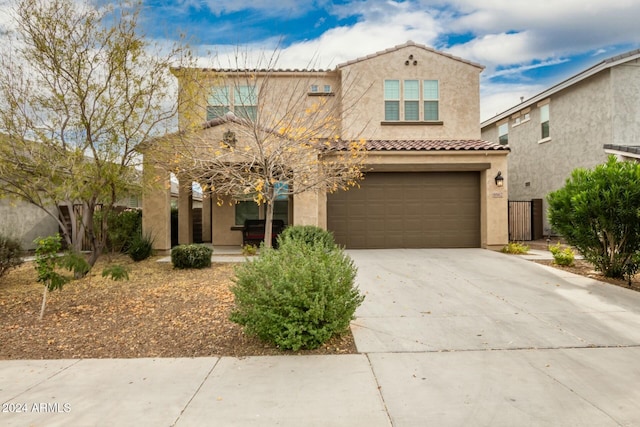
[
  {"x1": 150, "y1": 49, "x2": 370, "y2": 247},
  {"x1": 0, "y1": 0, "x2": 193, "y2": 268}
]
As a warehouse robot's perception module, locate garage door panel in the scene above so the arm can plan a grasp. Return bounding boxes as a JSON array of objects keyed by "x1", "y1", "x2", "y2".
[{"x1": 327, "y1": 172, "x2": 480, "y2": 248}]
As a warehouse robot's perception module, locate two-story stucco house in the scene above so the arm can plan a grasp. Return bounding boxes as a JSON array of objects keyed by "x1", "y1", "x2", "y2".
[
  {"x1": 481, "y1": 48, "x2": 640, "y2": 236},
  {"x1": 143, "y1": 41, "x2": 509, "y2": 251}
]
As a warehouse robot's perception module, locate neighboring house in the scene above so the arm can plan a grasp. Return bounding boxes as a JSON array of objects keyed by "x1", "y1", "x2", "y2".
[
  {"x1": 143, "y1": 41, "x2": 509, "y2": 250},
  {"x1": 481, "y1": 49, "x2": 640, "y2": 236}
]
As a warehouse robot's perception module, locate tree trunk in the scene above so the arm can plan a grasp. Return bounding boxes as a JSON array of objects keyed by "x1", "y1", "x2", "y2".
[
  {"x1": 39, "y1": 286, "x2": 48, "y2": 321},
  {"x1": 264, "y1": 201, "x2": 274, "y2": 248},
  {"x1": 263, "y1": 188, "x2": 275, "y2": 248}
]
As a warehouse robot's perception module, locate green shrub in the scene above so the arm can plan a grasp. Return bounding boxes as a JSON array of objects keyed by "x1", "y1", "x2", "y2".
[
  {"x1": 128, "y1": 232, "x2": 154, "y2": 261},
  {"x1": 501, "y1": 241, "x2": 529, "y2": 254},
  {"x1": 171, "y1": 244, "x2": 212, "y2": 269},
  {"x1": 241, "y1": 244, "x2": 258, "y2": 256},
  {"x1": 0, "y1": 235, "x2": 24, "y2": 278},
  {"x1": 549, "y1": 243, "x2": 575, "y2": 266},
  {"x1": 277, "y1": 225, "x2": 336, "y2": 249},
  {"x1": 102, "y1": 265, "x2": 130, "y2": 281},
  {"x1": 95, "y1": 208, "x2": 142, "y2": 253},
  {"x1": 231, "y1": 240, "x2": 364, "y2": 351},
  {"x1": 548, "y1": 156, "x2": 640, "y2": 278}
]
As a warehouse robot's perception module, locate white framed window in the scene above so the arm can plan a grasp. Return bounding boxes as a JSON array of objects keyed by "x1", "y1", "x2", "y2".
[
  {"x1": 498, "y1": 122, "x2": 508, "y2": 145},
  {"x1": 234, "y1": 85, "x2": 258, "y2": 120},
  {"x1": 404, "y1": 80, "x2": 419, "y2": 121},
  {"x1": 207, "y1": 85, "x2": 258, "y2": 121},
  {"x1": 384, "y1": 79, "x2": 440, "y2": 121},
  {"x1": 512, "y1": 108, "x2": 531, "y2": 127},
  {"x1": 206, "y1": 86, "x2": 230, "y2": 120},
  {"x1": 310, "y1": 84, "x2": 319, "y2": 93},
  {"x1": 423, "y1": 80, "x2": 439, "y2": 121},
  {"x1": 384, "y1": 80, "x2": 400, "y2": 120},
  {"x1": 323, "y1": 85, "x2": 331, "y2": 93},
  {"x1": 540, "y1": 104, "x2": 550, "y2": 139}
]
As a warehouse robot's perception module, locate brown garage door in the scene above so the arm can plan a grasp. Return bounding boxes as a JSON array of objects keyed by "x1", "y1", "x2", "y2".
[{"x1": 327, "y1": 172, "x2": 480, "y2": 248}]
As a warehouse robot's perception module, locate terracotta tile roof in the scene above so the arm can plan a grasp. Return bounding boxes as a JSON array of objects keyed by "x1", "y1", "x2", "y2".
[{"x1": 362, "y1": 139, "x2": 509, "y2": 151}]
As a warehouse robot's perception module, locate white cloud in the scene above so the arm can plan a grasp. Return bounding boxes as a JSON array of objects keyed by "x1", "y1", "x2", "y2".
[
  {"x1": 278, "y1": 10, "x2": 442, "y2": 69},
  {"x1": 480, "y1": 82, "x2": 546, "y2": 122},
  {"x1": 197, "y1": 0, "x2": 315, "y2": 17}
]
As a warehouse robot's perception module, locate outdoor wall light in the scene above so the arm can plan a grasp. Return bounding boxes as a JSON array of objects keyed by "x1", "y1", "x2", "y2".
[{"x1": 495, "y1": 171, "x2": 504, "y2": 187}]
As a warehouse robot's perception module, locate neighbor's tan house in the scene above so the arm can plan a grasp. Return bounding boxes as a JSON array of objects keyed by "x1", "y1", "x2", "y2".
[{"x1": 143, "y1": 41, "x2": 509, "y2": 251}]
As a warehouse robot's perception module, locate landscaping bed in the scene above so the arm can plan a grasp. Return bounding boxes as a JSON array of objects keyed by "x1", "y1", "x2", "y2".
[{"x1": 0, "y1": 256, "x2": 356, "y2": 360}]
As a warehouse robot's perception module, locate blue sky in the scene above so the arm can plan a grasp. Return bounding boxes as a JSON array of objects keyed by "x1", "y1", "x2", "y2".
[{"x1": 3, "y1": 0, "x2": 640, "y2": 121}]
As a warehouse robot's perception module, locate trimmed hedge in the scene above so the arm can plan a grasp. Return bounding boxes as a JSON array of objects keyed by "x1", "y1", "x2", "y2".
[{"x1": 171, "y1": 244, "x2": 213, "y2": 269}]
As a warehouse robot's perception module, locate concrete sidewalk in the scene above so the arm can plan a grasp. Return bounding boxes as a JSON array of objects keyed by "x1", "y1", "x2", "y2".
[{"x1": 3, "y1": 249, "x2": 640, "y2": 426}]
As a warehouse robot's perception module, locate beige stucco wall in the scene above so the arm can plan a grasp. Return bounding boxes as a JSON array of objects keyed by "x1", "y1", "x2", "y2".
[
  {"x1": 339, "y1": 45, "x2": 483, "y2": 141},
  {"x1": 0, "y1": 199, "x2": 59, "y2": 250},
  {"x1": 174, "y1": 69, "x2": 341, "y2": 140}
]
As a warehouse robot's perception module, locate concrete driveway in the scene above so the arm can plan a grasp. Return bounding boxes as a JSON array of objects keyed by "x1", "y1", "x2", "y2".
[{"x1": 348, "y1": 248, "x2": 640, "y2": 426}]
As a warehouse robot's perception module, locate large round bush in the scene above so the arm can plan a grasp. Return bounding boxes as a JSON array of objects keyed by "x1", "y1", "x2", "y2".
[{"x1": 230, "y1": 240, "x2": 364, "y2": 351}]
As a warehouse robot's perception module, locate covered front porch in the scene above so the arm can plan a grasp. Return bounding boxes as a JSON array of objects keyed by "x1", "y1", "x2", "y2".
[{"x1": 141, "y1": 167, "x2": 325, "y2": 253}]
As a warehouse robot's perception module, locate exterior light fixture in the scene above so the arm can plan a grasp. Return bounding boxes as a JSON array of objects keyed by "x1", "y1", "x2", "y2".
[{"x1": 495, "y1": 171, "x2": 504, "y2": 187}]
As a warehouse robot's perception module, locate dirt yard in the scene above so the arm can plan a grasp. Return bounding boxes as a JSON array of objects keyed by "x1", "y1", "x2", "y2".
[{"x1": 0, "y1": 255, "x2": 356, "y2": 360}]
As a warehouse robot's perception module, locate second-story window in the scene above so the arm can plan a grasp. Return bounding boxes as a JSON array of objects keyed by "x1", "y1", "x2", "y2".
[
  {"x1": 540, "y1": 104, "x2": 550, "y2": 139},
  {"x1": 404, "y1": 80, "x2": 419, "y2": 121},
  {"x1": 234, "y1": 85, "x2": 258, "y2": 120},
  {"x1": 498, "y1": 122, "x2": 508, "y2": 145},
  {"x1": 423, "y1": 80, "x2": 439, "y2": 121},
  {"x1": 384, "y1": 80, "x2": 400, "y2": 120},
  {"x1": 207, "y1": 85, "x2": 258, "y2": 121},
  {"x1": 384, "y1": 79, "x2": 440, "y2": 121},
  {"x1": 207, "y1": 86, "x2": 230, "y2": 120}
]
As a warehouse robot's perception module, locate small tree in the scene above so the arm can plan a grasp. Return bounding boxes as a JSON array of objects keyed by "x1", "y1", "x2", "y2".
[
  {"x1": 0, "y1": 0, "x2": 192, "y2": 270},
  {"x1": 548, "y1": 156, "x2": 640, "y2": 278},
  {"x1": 34, "y1": 234, "x2": 70, "y2": 320}
]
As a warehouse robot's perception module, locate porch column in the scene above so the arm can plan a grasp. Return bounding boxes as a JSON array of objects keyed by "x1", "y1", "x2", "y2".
[
  {"x1": 202, "y1": 191, "x2": 212, "y2": 243},
  {"x1": 178, "y1": 178, "x2": 193, "y2": 245},
  {"x1": 142, "y1": 164, "x2": 172, "y2": 253}
]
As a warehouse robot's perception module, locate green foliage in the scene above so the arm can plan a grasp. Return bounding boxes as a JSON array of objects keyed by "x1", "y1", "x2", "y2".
[
  {"x1": 548, "y1": 156, "x2": 640, "y2": 278},
  {"x1": 549, "y1": 243, "x2": 575, "y2": 267},
  {"x1": 277, "y1": 225, "x2": 337, "y2": 250},
  {"x1": 231, "y1": 240, "x2": 365, "y2": 351},
  {"x1": 96, "y1": 209, "x2": 142, "y2": 253},
  {"x1": 0, "y1": 235, "x2": 23, "y2": 278},
  {"x1": 501, "y1": 242, "x2": 530, "y2": 254},
  {"x1": 241, "y1": 244, "x2": 258, "y2": 256},
  {"x1": 34, "y1": 234, "x2": 69, "y2": 292},
  {"x1": 128, "y1": 232, "x2": 154, "y2": 261},
  {"x1": 102, "y1": 265, "x2": 130, "y2": 281},
  {"x1": 59, "y1": 250, "x2": 91, "y2": 278},
  {"x1": 171, "y1": 244, "x2": 213, "y2": 269}
]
